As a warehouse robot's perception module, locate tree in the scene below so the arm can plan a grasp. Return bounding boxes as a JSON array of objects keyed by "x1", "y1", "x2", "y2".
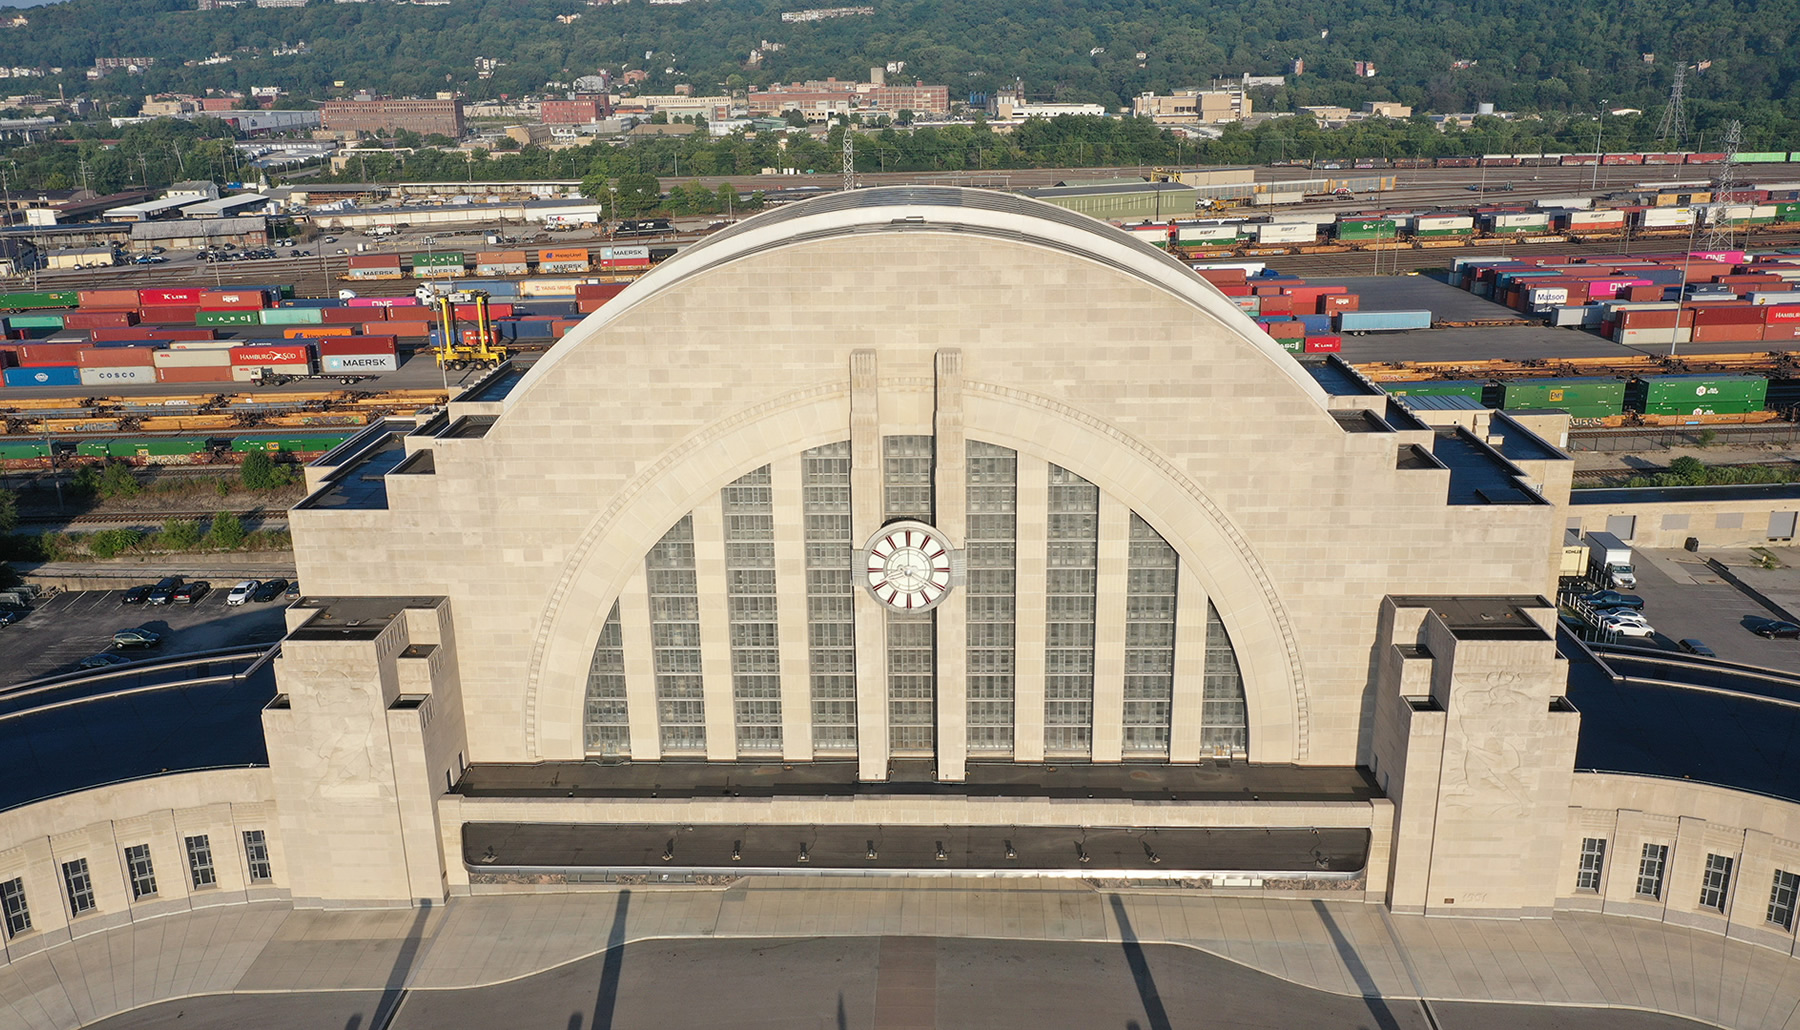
[
  {"x1": 240, "y1": 450, "x2": 295, "y2": 490},
  {"x1": 613, "y1": 173, "x2": 663, "y2": 217},
  {"x1": 897, "y1": 109, "x2": 915, "y2": 126},
  {"x1": 0, "y1": 489, "x2": 14, "y2": 536},
  {"x1": 88, "y1": 528, "x2": 143, "y2": 560},
  {"x1": 159, "y1": 518, "x2": 201, "y2": 551},
  {"x1": 783, "y1": 110, "x2": 808, "y2": 128},
  {"x1": 96, "y1": 462, "x2": 141, "y2": 500},
  {"x1": 1666, "y1": 456, "x2": 1707, "y2": 484},
  {"x1": 205, "y1": 511, "x2": 245, "y2": 550}
]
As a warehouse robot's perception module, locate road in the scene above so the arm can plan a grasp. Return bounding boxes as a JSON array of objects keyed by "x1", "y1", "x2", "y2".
[{"x1": 0, "y1": 585, "x2": 290, "y2": 686}]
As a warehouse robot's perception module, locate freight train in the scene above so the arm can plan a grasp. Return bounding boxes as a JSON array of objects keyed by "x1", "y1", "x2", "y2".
[
  {"x1": 1304, "y1": 151, "x2": 1800, "y2": 170},
  {"x1": 343, "y1": 245, "x2": 677, "y2": 282},
  {"x1": 0, "y1": 431, "x2": 356, "y2": 471},
  {"x1": 1380, "y1": 372, "x2": 1800, "y2": 426}
]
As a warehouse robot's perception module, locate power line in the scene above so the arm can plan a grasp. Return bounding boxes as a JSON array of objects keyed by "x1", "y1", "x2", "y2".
[
  {"x1": 1700, "y1": 120, "x2": 1743, "y2": 252},
  {"x1": 1654, "y1": 66, "x2": 1686, "y2": 150}
]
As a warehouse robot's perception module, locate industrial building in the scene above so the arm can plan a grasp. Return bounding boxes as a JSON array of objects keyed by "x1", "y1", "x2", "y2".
[
  {"x1": 125, "y1": 215, "x2": 268, "y2": 252},
  {"x1": 1019, "y1": 180, "x2": 1203, "y2": 220},
  {"x1": 1133, "y1": 89, "x2": 1254, "y2": 124},
  {"x1": 320, "y1": 95, "x2": 466, "y2": 138},
  {"x1": 6, "y1": 189, "x2": 1800, "y2": 1029},
  {"x1": 540, "y1": 94, "x2": 609, "y2": 124}
]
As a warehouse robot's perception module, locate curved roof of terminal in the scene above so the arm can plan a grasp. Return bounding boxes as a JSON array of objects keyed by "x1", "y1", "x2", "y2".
[{"x1": 505, "y1": 185, "x2": 1332, "y2": 411}]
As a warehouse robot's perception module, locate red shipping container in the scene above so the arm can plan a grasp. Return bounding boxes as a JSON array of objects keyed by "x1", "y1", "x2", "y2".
[
  {"x1": 17, "y1": 343, "x2": 88, "y2": 366},
  {"x1": 360, "y1": 321, "x2": 394, "y2": 335},
  {"x1": 139, "y1": 287, "x2": 207, "y2": 306},
  {"x1": 321, "y1": 307, "x2": 370, "y2": 324},
  {"x1": 1196, "y1": 269, "x2": 1247, "y2": 285},
  {"x1": 1258, "y1": 296, "x2": 1294, "y2": 316},
  {"x1": 1216, "y1": 285, "x2": 1252, "y2": 297},
  {"x1": 1691, "y1": 305, "x2": 1765, "y2": 326},
  {"x1": 198, "y1": 289, "x2": 267, "y2": 310},
  {"x1": 1765, "y1": 307, "x2": 1800, "y2": 323},
  {"x1": 577, "y1": 298, "x2": 606, "y2": 313},
  {"x1": 78, "y1": 289, "x2": 141, "y2": 310},
  {"x1": 228, "y1": 344, "x2": 311, "y2": 365},
  {"x1": 452, "y1": 302, "x2": 513, "y2": 320},
  {"x1": 551, "y1": 320, "x2": 580, "y2": 337},
  {"x1": 283, "y1": 326, "x2": 355, "y2": 338},
  {"x1": 1261, "y1": 320, "x2": 1305, "y2": 340},
  {"x1": 77, "y1": 345, "x2": 156, "y2": 367},
  {"x1": 385, "y1": 321, "x2": 432, "y2": 337},
  {"x1": 139, "y1": 304, "x2": 202, "y2": 324},
  {"x1": 1624, "y1": 285, "x2": 1665, "y2": 302},
  {"x1": 1303, "y1": 335, "x2": 1343, "y2": 353},
  {"x1": 575, "y1": 283, "x2": 630, "y2": 302},
  {"x1": 1320, "y1": 294, "x2": 1360, "y2": 313},
  {"x1": 1691, "y1": 323, "x2": 1766, "y2": 343},
  {"x1": 381, "y1": 305, "x2": 431, "y2": 319},
  {"x1": 1252, "y1": 285, "x2": 1284, "y2": 297},
  {"x1": 318, "y1": 336, "x2": 397, "y2": 357},
  {"x1": 1763, "y1": 323, "x2": 1800, "y2": 341},
  {"x1": 63, "y1": 310, "x2": 138, "y2": 329},
  {"x1": 155, "y1": 365, "x2": 234, "y2": 384}
]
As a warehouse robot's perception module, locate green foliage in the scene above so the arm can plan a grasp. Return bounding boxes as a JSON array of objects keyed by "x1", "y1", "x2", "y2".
[
  {"x1": 1696, "y1": 429, "x2": 1718, "y2": 448},
  {"x1": 239, "y1": 450, "x2": 296, "y2": 490},
  {"x1": 94, "y1": 462, "x2": 142, "y2": 501},
  {"x1": 1608, "y1": 458, "x2": 1799, "y2": 490},
  {"x1": 158, "y1": 518, "x2": 202, "y2": 551},
  {"x1": 0, "y1": 489, "x2": 15, "y2": 536},
  {"x1": 205, "y1": 511, "x2": 246, "y2": 551},
  {"x1": 1666, "y1": 456, "x2": 1706, "y2": 483},
  {"x1": 87, "y1": 528, "x2": 143, "y2": 560}
]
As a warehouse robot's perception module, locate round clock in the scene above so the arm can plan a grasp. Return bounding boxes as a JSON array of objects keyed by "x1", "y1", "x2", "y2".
[{"x1": 859, "y1": 520, "x2": 959, "y2": 612}]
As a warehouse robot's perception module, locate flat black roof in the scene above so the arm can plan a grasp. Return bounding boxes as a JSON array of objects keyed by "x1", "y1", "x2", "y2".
[
  {"x1": 1392, "y1": 595, "x2": 1553, "y2": 640},
  {"x1": 287, "y1": 595, "x2": 442, "y2": 641},
  {"x1": 294, "y1": 432, "x2": 409, "y2": 511},
  {"x1": 464, "y1": 822, "x2": 1371, "y2": 876},
  {"x1": 1572, "y1": 483, "x2": 1800, "y2": 505},
  {"x1": 453, "y1": 759, "x2": 1382, "y2": 803},
  {"x1": 1432, "y1": 428, "x2": 1542, "y2": 505},
  {"x1": 1564, "y1": 634, "x2": 1800, "y2": 803},
  {"x1": 0, "y1": 665, "x2": 275, "y2": 812}
]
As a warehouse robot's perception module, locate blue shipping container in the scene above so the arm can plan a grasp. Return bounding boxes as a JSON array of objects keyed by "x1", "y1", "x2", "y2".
[
  {"x1": 1297, "y1": 314, "x2": 1333, "y2": 332},
  {"x1": 1336, "y1": 310, "x2": 1434, "y2": 332},
  {"x1": 4, "y1": 364, "x2": 82, "y2": 387},
  {"x1": 279, "y1": 299, "x2": 342, "y2": 309}
]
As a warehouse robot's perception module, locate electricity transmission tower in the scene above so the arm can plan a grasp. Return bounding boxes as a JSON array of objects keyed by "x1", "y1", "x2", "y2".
[
  {"x1": 842, "y1": 131, "x2": 855, "y2": 192},
  {"x1": 1655, "y1": 66, "x2": 1686, "y2": 149},
  {"x1": 1700, "y1": 120, "x2": 1744, "y2": 252}
]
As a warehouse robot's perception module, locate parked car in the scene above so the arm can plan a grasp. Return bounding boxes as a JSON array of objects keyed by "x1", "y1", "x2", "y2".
[
  {"x1": 147, "y1": 576, "x2": 184, "y2": 605},
  {"x1": 0, "y1": 609, "x2": 19, "y2": 627},
  {"x1": 1598, "y1": 611, "x2": 1654, "y2": 637},
  {"x1": 121, "y1": 585, "x2": 151, "y2": 605},
  {"x1": 173, "y1": 581, "x2": 210, "y2": 604},
  {"x1": 1581, "y1": 590, "x2": 1645, "y2": 611},
  {"x1": 285, "y1": 581, "x2": 301, "y2": 600},
  {"x1": 226, "y1": 580, "x2": 259, "y2": 606},
  {"x1": 1753, "y1": 620, "x2": 1800, "y2": 639},
  {"x1": 252, "y1": 578, "x2": 290, "y2": 603},
  {"x1": 79, "y1": 652, "x2": 132, "y2": 670},
  {"x1": 112, "y1": 627, "x2": 162, "y2": 648},
  {"x1": 1677, "y1": 638, "x2": 1717, "y2": 657}
]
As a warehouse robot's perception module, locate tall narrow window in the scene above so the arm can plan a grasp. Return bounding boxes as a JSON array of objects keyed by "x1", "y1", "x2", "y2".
[
  {"x1": 0, "y1": 878, "x2": 28, "y2": 938},
  {"x1": 1637, "y1": 843, "x2": 1669, "y2": 900},
  {"x1": 583, "y1": 602, "x2": 630, "y2": 756},
  {"x1": 647, "y1": 515, "x2": 706, "y2": 753},
  {"x1": 885, "y1": 436, "x2": 936, "y2": 752},
  {"x1": 1576, "y1": 838, "x2": 1606, "y2": 892},
  {"x1": 1202, "y1": 601, "x2": 1250, "y2": 756},
  {"x1": 1699, "y1": 853, "x2": 1734, "y2": 912},
  {"x1": 965, "y1": 442, "x2": 1017, "y2": 753},
  {"x1": 802, "y1": 442, "x2": 857, "y2": 751},
  {"x1": 723, "y1": 465, "x2": 782, "y2": 753},
  {"x1": 62, "y1": 858, "x2": 95, "y2": 917},
  {"x1": 185, "y1": 835, "x2": 216, "y2": 889},
  {"x1": 124, "y1": 844, "x2": 157, "y2": 900},
  {"x1": 1123, "y1": 514, "x2": 1177, "y2": 754},
  {"x1": 1768, "y1": 870, "x2": 1799, "y2": 931},
  {"x1": 1044, "y1": 464, "x2": 1098, "y2": 755},
  {"x1": 243, "y1": 831, "x2": 273, "y2": 883}
]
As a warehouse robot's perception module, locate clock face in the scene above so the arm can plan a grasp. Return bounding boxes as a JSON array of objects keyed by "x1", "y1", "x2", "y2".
[{"x1": 863, "y1": 521, "x2": 955, "y2": 612}]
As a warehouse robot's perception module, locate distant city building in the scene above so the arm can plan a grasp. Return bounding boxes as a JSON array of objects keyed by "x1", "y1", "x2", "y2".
[
  {"x1": 988, "y1": 92, "x2": 1108, "y2": 121},
  {"x1": 1132, "y1": 89, "x2": 1252, "y2": 125},
  {"x1": 1353, "y1": 60, "x2": 1378, "y2": 78},
  {"x1": 746, "y1": 78, "x2": 950, "y2": 121},
  {"x1": 779, "y1": 5, "x2": 871, "y2": 20},
  {"x1": 541, "y1": 94, "x2": 610, "y2": 124},
  {"x1": 320, "y1": 94, "x2": 465, "y2": 137},
  {"x1": 617, "y1": 94, "x2": 733, "y2": 120},
  {"x1": 1362, "y1": 101, "x2": 1412, "y2": 119}
]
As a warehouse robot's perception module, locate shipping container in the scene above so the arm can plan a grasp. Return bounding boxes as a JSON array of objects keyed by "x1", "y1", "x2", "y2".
[
  {"x1": 321, "y1": 353, "x2": 399, "y2": 373},
  {"x1": 139, "y1": 304, "x2": 202, "y2": 324},
  {"x1": 318, "y1": 336, "x2": 397, "y2": 357},
  {"x1": 231, "y1": 363, "x2": 310, "y2": 382},
  {"x1": 1336, "y1": 310, "x2": 1432, "y2": 333},
  {"x1": 230, "y1": 345, "x2": 312, "y2": 366},
  {"x1": 62, "y1": 311, "x2": 139, "y2": 329},
  {"x1": 1630, "y1": 374, "x2": 1768, "y2": 416},
  {"x1": 197, "y1": 289, "x2": 268, "y2": 311},
  {"x1": 0, "y1": 291, "x2": 79, "y2": 310},
  {"x1": 1253, "y1": 223, "x2": 1316, "y2": 244},
  {"x1": 196, "y1": 309, "x2": 260, "y2": 326},
  {"x1": 78, "y1": 365, "x2": 157, "y2": 386},
  {"x1": 155, "y1": 365, "x2": 232, "y2": 384},
  {"x1": 537, "y1": 248, "x2": 590, "y2": 273},
  {"x1": 77, "y1": 345, "x2": 156, "y2": 367},
  {"x1": 17, "y1": 343, "x2": 88, "y2": 366},
  {"x1": 139, "y1": 287, "x2": 207, "y2": 306},
  {"x1": 475, "y1": 250, "x2": 531, "y2": 275},
  {"x1": 411, "y1": 252, "x2": 466, "y2": 278},
  {"x1": 1302, "y1": 335, "x2": 1342, "y2": 353},
  {"x1": 7, "y1": 314, "x2": 64, "y2": 329},
  {"x1": 1498, "y1": 377, "x2": 1625, "y2": 417},
  {"x1": 153, "y1": 348, "x2": 232, "y2": 368},
  {"x1": 598, "y1": 245, "x2": 652, "y2": 267},
  {"x1": 283, "y1": 327, "x2": 356, "y2": 339},
  {"x1": 1385, "y1": 379, "x2": 1488, "y2": 401},
  {"x1": 77, "y1": 289, "x2": 141, "y2": 310},
  {"x1": 3, "y1": 365, "x2": 81, "y2": 387},
  {"x1": 321, "y1": 307, "x2": 370, "y2": 324},
  {"x1": 259, "y1": 307, "x2": 327, "y2": 326}
]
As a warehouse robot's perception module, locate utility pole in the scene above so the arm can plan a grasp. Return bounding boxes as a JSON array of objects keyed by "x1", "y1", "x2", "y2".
[
  {"x1": 842, "y1": 129, "x2": 854, "y2": 191},
  {"x1": 1655, "y1": 66, "x2": 1686, "y2": 150},
  {"x1": 1699, "y1": 120, "x2": 1744, "y2": 253},
  {"x1": 1590, "y1": 103, "x2": 1607, "y2": 192}
]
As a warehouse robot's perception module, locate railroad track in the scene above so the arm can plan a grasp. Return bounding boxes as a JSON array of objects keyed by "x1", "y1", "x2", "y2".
[
  {"x1": 1571, "y1": 460, "x2": 1800, "y2": 485},
  {"x1": 17, "y1": 507, "x2": 287, "y2": 526}
]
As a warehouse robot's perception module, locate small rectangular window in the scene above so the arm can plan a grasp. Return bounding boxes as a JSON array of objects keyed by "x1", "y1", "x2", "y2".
[
  {"x1": 0, "y1": 877, "x2": 29, "y2": 938},
  {"x1": 1576, "y1": 837, "x2": 1606, "y2": 892},
  {"x1": 61, "y1": 858, "x2": 96, "y2": 916},
  {"x1": 1637, "y1": 842, "x2": 1669, "y2": 900},
  {"x1": 124, "y1": 844, "x2": 158, "y2": 900},
  {"x1": 185, "y1": 834, "x2": 216, "y2": 889},
  {"x1": 1769, "y1": 869, "x2": 1799, "y2": 931},
  {"x1": 1699, "y1": 853, "x2": 1734, "y2": 911},
  {"x1": 243, "y1": 830, "x2": 273, "y2": 883}
]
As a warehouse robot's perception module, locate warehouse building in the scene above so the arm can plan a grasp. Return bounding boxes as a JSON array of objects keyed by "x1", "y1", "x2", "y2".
[
  {"x1": 125, "y1": 215, "x2": 268, "y2": 252},
  {"x1": 1019, "y1": 180, "x2": 1202, "y2": 220},
  {"x1": 9, "y1": 189, "x2": 1800, "y2": 996},
  {"x1": 320, "y1": 94, "x2": 466, "y2": 139}
]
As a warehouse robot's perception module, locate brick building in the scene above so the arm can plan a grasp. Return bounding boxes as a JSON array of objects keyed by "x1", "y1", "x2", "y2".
[
  {"x1": 320, "y1": 95, "x2": 466, "y2": 138},
  {"x1": 541, "y1": 94, "x2": 609, "y2": 124}
]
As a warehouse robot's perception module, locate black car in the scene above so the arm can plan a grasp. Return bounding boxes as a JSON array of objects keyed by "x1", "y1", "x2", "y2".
[
  {"x1": 147, "y1": 576, "x2": 184, "y2": 605},
  {"x1": 173, "y1": 581, "x2": 210, "y2": 604},
  {"x1": 0, "y1": 609, "x2": 19, "y2": 627},
  {"x1": 285, "y1": 581, "x2": 301, "y2": 600},
  {"x1": 1581, "y1": 590, "x2": 1645, "y2": 611},
  {"x1": 252, "y1": 578, "x2": 290, "y2": 602},
  {"x1": 1753, "y1": 620, "x2": 1800, "y2": 639},
  {"x1": 1677, "y1": 638, "x2": 1717, "y2": 657},
  {"x1": 121, "y1": 585, "x2": 152, "y2": 605}
]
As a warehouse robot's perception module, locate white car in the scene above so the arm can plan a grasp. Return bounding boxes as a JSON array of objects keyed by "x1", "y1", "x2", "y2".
[
  {"x1": 226, "y1": 580, "x2": 260, "y2": 606},
  {"x1": 1599, "y1": 612, "x2": 1654, "y2": 637}
]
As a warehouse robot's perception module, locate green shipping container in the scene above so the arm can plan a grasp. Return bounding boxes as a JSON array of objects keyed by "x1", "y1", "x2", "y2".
[
  {"x1": 0, "y1": 290, "x2": 79, "y2": 310},
  {"x1": 1738, "y1": 152, "x2": 1789, "y2": 163},
  {"x1": 0, "y1": 440, "x2": 49, "y2": 460},
  {"x1": 8, "y1": 314, "x2": 64, "y2": 329},
  {"x1": 1414, "y1": 226, "x2": 1476, "y2": 237},
  {"x1": 231, "y1": 434, "x2": 347, "y2": 453},
  {"x1": 76, "y1": 440, "x2": 112, "y2": 458},
  {"x1": 1776, "y1": 203, "x2": 1800, "y2": 222},
  {"x1": 197, "y1": 310, "x2": 259, "y2": 326},
  {"x1": 1499, "y1": 377, "x2": 1626, "y2": 418},
  {"x1": 259, "y1": 308, "x2": 325, "y2": 326},
  {"x1": 412, "y1": 252, "x2": 466, "y2": 268},
  {"x1": 1385, "y1": 379, "x2": 1490, "y2": 402},
  {"x1": 1632, "y1": 374, "x2": 1768, "y2": 416},
  {"x1": 121, "y1": 437, "x2": 207, "y2": 458},
  {"x1": 1276, "y1": 338, "x2": 1304, "y2": 353}
]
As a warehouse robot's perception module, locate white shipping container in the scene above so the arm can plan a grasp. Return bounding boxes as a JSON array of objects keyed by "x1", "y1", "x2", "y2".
[
  {"x1": 1749, "y1": 292, "x2": 1800, "y2": 305},
  {"x1": 1251, "y1": 192, "x2": 1305, "y2": 207},
  {"x1": 1538, "y1": 197, "x2": 1593, "y2": 209},
  {"x1": 1526, "y1": 287, "x2": 1569, "y2": 306},
  {"x1": 1491, "y1": 213, "x2": 1549, "y2": 229},
  {"x1": 1641, "y1": 207, "x2": 1696, "y2": 227},
  {"x1": 152, "y1": 348, "x2": 232, "y2": 367},
  {"x1": 1615, "y1": 327, "x2": 1693, "y2": 345},
  {"x1": 166, "y1": 340, "x2": 241, "y2": 351},
  {"x1": 1568, "y1": 210, "x2": 1624, "y2": 225},
  {"x1": 322, "y1": 353, "x2": 400, "y2": 373},
  {"x1": 599, "y1": 246, "x2": 651, "y2": 261},
  {"x1": 231, "y1": 363, "x2": 310, "y2": 381},
  {"x1": 78, "y1": 365, "x2": 156, "y2": 386},
  {"x1": 1710, "y1": 205, "x2": 1755, "y2": 224},
  {"x1": 1254, "y1": 223, "x2": 1316, "y2": 243},
  {"x1": 1416, "y1": 216, "x2": 1475, "y2": 230}
]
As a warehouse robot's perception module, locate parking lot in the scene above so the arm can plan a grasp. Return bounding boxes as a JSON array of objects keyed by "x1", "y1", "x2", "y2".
[
  {"x1": 1593, "y1": 547, "x2": 1800, "y2": 667},
  {"x1": 0, "y1": 580, "x2": 293, "y2": 687}
]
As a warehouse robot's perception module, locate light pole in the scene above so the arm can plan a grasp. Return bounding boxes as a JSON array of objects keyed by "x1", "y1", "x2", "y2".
[{"x1": 1590, "y1": 104, "x2": 1607, "y2": 192}]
